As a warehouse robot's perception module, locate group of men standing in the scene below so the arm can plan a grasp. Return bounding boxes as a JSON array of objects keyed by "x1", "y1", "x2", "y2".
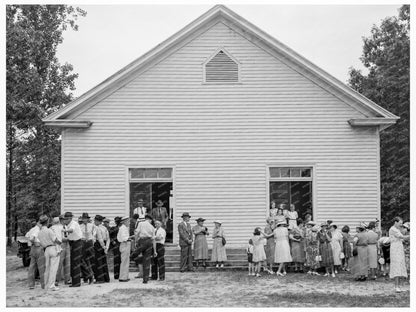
[{"x1": 25, "y1": 198, "x2": 168, "y2": 289}]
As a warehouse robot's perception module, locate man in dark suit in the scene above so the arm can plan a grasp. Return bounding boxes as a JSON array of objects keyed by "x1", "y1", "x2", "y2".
[{"x1": 178, "y1": 212, "x2": 194, "y2": 272}]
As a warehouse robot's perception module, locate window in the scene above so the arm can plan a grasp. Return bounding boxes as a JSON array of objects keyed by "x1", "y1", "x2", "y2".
[
  {"x1": 129, "y1": 168, "x2": 172, "y2": 180},
  {"x1": 204, "y1": 49, "x2": 239, "y2": 83},
  {"x1": 269, "y1": 167, "x2": 313, "y2": 219}
]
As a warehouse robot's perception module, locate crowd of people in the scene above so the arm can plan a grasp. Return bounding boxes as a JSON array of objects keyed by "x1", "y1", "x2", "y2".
[{"x1": 23, "y1": 200, "x2": 410, "y2": 293}]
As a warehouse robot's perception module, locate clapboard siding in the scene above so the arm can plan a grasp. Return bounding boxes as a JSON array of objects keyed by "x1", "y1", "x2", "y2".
[{"x1": 62, "y1": 22, "x2": 379, "y2": 246}]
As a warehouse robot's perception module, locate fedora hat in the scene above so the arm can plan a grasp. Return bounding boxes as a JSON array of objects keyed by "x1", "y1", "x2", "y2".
[
  {"x1": 81, "y1": 212, "x2": 91, "y2": 220},
  {"x1": 63, "y1": 212, "x2": 73, "y2": 219},
  {"x1": 277, "y1": 221, "x2": 287, "y2": 227},
  {"x1": 195, "y1": 218, "x2": 206, "y2": 223},
  {"x1": 156, "y1": 200, "x2": 164, "y2": 205},
  {"x1": 306, "y1": 221, "x2": 316, "y2": 226},
  {"x1": 213, "y1": 220, "x2": 222, "y2": 225},
  {"x1": 329, "y1": 223, "x2": 337, "y2": 229},
  {"x1": 120, "y1": 216, "x2": 129, "y2": 222},
  {"x1": 320, "y1": 222, "x2": 328, "y2": 227},
  {"x1": 39, "y1": 215, "x2": 49, "y2": 224},
  {"x1": 114, "y1": 216, "x2": 122, "y2": 225},
  {"x1": 94, "y1": 215, "x2": 104, "y2": 222},
  {"x1": 181, "y1": 212, "x2": 191, "y2": 218},
  {"x1": 103, "y1": 218, "x2": 110, "y2": 223}
]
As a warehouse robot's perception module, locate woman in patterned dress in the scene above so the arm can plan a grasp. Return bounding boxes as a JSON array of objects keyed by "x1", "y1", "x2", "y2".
[
  {"x1": 329, "y1": 224, "x2": 343, "y2": 275},
  {"x1": 389, "y1": 217, "x2": 410, "y2": 292},
  {"x1": 351, "y1": 223, "x2": 369, "y2": 281},
  {"x1": 264, "y1": 217, "x2": 275, "y2": 274},
  {"x1": 290, "y1": 219, "x2": 306, "y2": 272},
  {"x1": 192, "y1": 218, "x2": 209, "y2": 269},
  {"x1": 211, "y1": 221, "x2": 227, "y2": 268},
  {"x1": 318, "y1": 222, "x2": 335, "y2": 277},
  {"x1": 305, "y1": 222, "x2": 320, "y2": 275}
]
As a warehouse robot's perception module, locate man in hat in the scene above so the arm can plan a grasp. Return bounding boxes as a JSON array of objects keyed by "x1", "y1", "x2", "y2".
[
  {"x1": 109, "y1": 216, "x2": 122, "y2": 279},
  {"x1": 62, "y1": 211, "x2": 83, "y2": 287},
  {"x1": 93, "y1": 215, "x2": 110, "y2": 283},
  {"x1": 151, "y1": 220, "x2": 166, "y2": 280},
  {"x1": 26, "y1": 216, "x2": 46, "y2": 289},
  {"x1": 133, "y1": 214, "x2": 156, "y2": 284},
  {"x1": 50, "y1": 216, "x2": 66, "y2": 286},
  {"x1": 103, "y1": 218, "x2": 111, "y2": 231},
  {"x1": 37, "y1": 215, "x2": 61, "y2": 291},
  {"x1": 79, "y1": 213, "x2": 95, "y2": 284},
  {"x1": 133, "y1": 199, "x2": 147, "y2": 224},
  {"x1": 151, "y1": 200, "x2": 169, "y2": 229},
  {"x1": 117, "y1": 216, "x2": 135, "y2": 282},
  {"x1": 178, "y1": 212, "x2": 194, "y2": 272}
]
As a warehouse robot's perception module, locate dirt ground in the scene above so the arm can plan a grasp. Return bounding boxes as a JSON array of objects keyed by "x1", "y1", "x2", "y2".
[{"x1": 6, "y1": 254, "x2": 410, "y2": 308}]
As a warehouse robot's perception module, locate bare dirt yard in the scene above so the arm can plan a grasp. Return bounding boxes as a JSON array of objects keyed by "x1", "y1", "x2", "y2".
[{"x1": 6, "y1": 253, "x2": 410, "y2": 308}]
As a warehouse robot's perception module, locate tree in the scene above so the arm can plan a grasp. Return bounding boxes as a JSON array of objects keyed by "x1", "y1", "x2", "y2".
[
  {"x1": 6, "y1": 5, "x2": 86, "y2": 245},
  {"x1": 348, "y1": 5, "x2": 410, "y2": 227}
]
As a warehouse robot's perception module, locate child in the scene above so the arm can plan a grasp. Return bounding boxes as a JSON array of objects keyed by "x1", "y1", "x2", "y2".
[
  {"x1": 252, "y1": 228, "x2": 267, "y2": 277},
  {"x1": 247, "y1": 239, "x2": 254, "y2": 276}
]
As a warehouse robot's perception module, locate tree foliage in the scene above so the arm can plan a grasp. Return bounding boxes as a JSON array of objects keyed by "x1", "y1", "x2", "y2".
[
  {"x1": 6, "y1": 5, "x2": 86, "y2": 243},
  {"x1": 348, "y1": 5, "x2": 410, "y2": 228}
]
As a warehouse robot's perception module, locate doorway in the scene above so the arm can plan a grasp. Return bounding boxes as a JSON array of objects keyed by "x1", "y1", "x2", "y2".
[{"x1": 130, "y1": 182, "x2": 173, "y2": 243}]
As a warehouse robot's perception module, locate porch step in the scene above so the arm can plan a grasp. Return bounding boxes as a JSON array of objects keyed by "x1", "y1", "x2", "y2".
[{"x1": 129, "y1": 246, "x2": 248, "y2": 272}]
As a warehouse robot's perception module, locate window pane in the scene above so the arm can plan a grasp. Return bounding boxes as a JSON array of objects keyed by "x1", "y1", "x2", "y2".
[
  {"x1": 130, "y1": 168, "x2": 145, "y2": 179},
  {"x1": 301, "y1": 168, "x2": 311, "y2": 177},
  {"x1": 280, "y1": 168, "x2": 290, "y2": 177},
  {"x1": 144, "y1": 168, "x2": 157, "y2": 179},
  {"x1": 158, "y1": 168, "x2": 172, "y2": 179},
  {"x1": 270, "y1": 168, "x2": 280, "y2": 178},
  {"x1": 270, "y1": 182, "x2": 290, "y2": 208},
  {"x1": 290, "y1": 168, "x2": 301, "y2": 177}
]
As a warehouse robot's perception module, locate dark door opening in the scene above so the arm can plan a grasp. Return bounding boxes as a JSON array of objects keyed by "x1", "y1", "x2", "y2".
[{"x1": 130, "y1": 182, "x2": 173, "y2": 243}]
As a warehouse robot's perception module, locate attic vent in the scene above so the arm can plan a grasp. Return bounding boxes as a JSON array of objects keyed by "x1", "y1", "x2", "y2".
[{"x1": 205, "y1": 50, "x2": 239, "y2": 83}]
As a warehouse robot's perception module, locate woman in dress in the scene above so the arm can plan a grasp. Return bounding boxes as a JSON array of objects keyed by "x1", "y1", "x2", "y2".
[
  {"x1": 351, "y1": 223, "x2": 369, "y2": 281},
  {"x1": 290, "y1": 218, "x2": 306, "y2": 272},
  {"x1": 211, "y1": 221, "x2": 227, "y2": 268},
  {"x1": 286, "y1": 204, "x2": 298, "y2": 230},
  {"x1": 389, "y1": 217, "x2": 410, "y2": 292},
  {"x1": 305, "y1": 222, "x2": 320, "y2": 275},
  {"x1": 317, "y1": 222, "x2": 335, "y2": 277},
  {"x1": 329, "y1": 224, "x2": 343, "y2": 275},
  {"x1": 262, "y1": 220, "x2": 292, "y2": 276},
  {"x1": 251, "y1": 228, "x2": 267, "y2": 277},
  {"x1": 366, "y1": 221, "x2": 379, "y2": 279},
  {"x1": 192, "y1": 218, "x2": 209, "y2": 269},
  {"x1": 264, "y1": 217, "x2": 275, "y2": 274},
  {"x1": 341, "y1": 225, "x2": 352, "y2": 271},
  {"x1": 377, "y1": 230, "x2": 390, "y2": 278},
  {"x1": 274, "y1": 207, "x2": 286, "y2": 224}
]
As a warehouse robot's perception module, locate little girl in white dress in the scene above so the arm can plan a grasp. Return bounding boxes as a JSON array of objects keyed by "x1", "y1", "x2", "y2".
[{"x1": 251, "y1": 228, "x2": 267, "y2": 277}]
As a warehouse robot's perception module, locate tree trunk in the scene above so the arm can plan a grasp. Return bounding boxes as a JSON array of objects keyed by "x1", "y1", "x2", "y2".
[{"x1": 7, "y1": 124, "x2": 14, "y2": 246}]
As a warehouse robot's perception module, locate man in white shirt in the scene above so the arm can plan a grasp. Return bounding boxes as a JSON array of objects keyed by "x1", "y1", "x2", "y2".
[
  {"x1": 132, "y1": 214, "x2": 156, "y2": 284},
  {"x1": 26, "y1": 218, "x2": 45, "y2": 289},
  {"x1": 79, "y1": 212, "x2": 95, "y2": 284},
  {"x1": 133, "y1": 199, "x2": 147, "y2": 224},
  {"x1": 151, "y1": 220, "x2": 166, "y2": 281},
  {"x1": 62, "y1": 211, "x2": 83, "y2": 287},
  {"x1": 55, "y1": 215, "x2": 71, "y2": 286},
  {"x1": 117, "y1": 216, "x2": 134, "y2": 282}
]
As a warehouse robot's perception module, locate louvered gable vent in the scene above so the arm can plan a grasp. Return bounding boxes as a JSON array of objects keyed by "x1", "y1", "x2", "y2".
[{"x1": 205, "y1": 50, "x2": 239, "y2": 82}]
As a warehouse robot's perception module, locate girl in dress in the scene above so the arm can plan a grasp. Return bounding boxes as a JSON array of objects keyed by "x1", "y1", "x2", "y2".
[
  {"x1": 251, "y1": 228, "x2": 267, "y2": 277},
  {"x1": 341, "y1": 225, "x2": 352, "y2": 271},
  {"x1": 329, "y1": 224, "x2": 343, "y2": 275},
  {"x1": 192, "y1": 218, "x2": 209, "y2": 269},
  {"x1": 211, "y1": 221, "x2": 227, "y2": 268},
  {"x1": 274, "y1": 207, "x2": 286, "y2": 224},
  {"x1": 318, "y1": 223, "x2": 335, "y2": 277},
  {"x1": 305, "y1": 222, "x2": 320, "y2": 275},
  {"x1": 264, "y1": 217, "x2": 276, "y2": 274},
  {"x1": 290, "y1": 219, "x2": 306, "y2": 272},
  {"x1": 389, "y1": 217, "x2": 410, "y2": 292},
  {"x1": 269, "y1": 201, "x2": 278, "y2": 218},
  {"x1": 262, "y1": 220, "x2": 292, "y2": 276},
  {"x1": 286, "y1": 204, "x2": 298, "y2": 230}
]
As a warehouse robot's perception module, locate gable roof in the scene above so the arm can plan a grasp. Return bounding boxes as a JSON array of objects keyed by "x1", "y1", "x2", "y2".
[{"x1": 43, "y1": 5, "x2": 399, "y2": 130}]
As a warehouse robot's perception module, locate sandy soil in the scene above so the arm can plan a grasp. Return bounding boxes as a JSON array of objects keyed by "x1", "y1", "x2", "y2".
[{"x1": 6, "y1": 255, "x2": 410, "y2": 307}]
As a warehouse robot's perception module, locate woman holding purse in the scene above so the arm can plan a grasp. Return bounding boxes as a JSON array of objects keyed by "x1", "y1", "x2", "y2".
[{"x1": 211, "y1": 221, "x2": 227, "y2": 268}]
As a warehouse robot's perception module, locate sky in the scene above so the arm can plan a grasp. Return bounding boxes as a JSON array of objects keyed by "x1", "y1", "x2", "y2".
[{"x1": 55, "y1": 4, "x2": 402, "y2": 97}]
